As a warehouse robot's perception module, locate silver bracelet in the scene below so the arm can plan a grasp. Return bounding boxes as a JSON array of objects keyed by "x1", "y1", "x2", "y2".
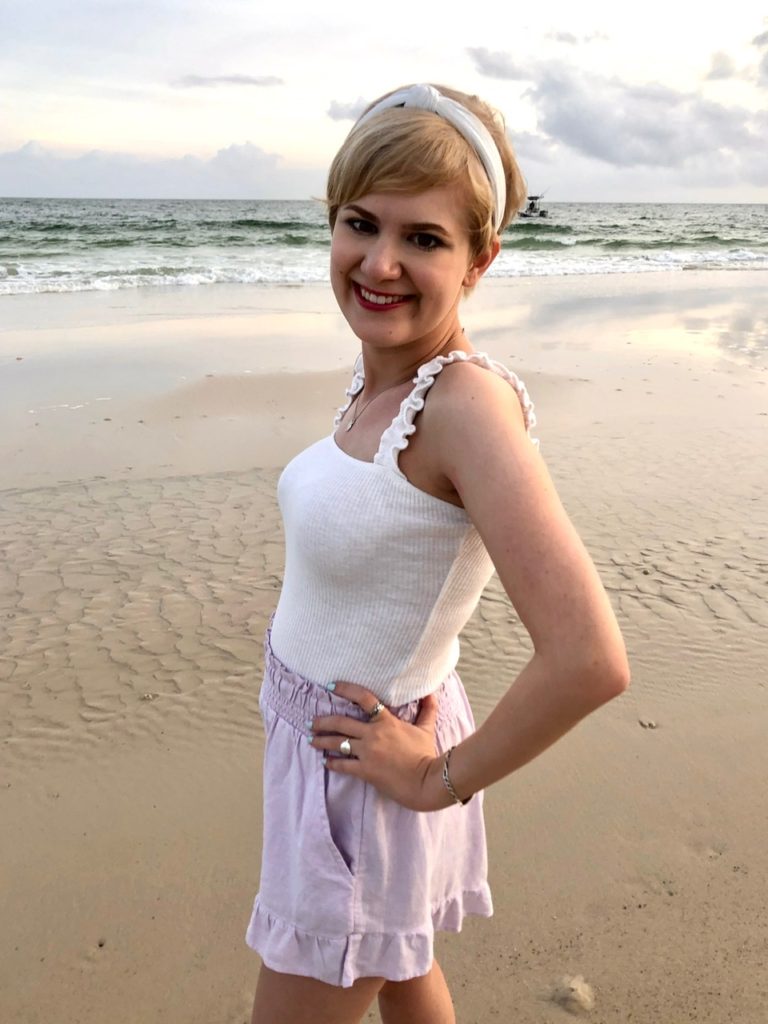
[{"x1": 442, "y1": 745, "x2": 473, "y2": 806}]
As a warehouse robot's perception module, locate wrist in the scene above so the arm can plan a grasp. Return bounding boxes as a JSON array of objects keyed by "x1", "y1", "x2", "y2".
[
  {"x1": 441, "y1": 745, "x2": 474, "y2": 806},
  {"x1": 425, "y1": 754, "x2": 455, "y2": 811}
]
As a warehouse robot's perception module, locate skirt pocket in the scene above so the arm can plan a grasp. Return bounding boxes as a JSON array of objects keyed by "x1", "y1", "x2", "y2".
[
  {"x1": 321, "y1": 760, "x2": 367, "y2": 878},
  {"x1": 258, "y1": 710, "x2": 356, "y2": 937}
]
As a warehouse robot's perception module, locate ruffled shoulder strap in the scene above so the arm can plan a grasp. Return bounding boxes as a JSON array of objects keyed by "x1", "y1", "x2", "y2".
[
  {"x1": 333, "y1": 354, "x2": 365, "y2": 429},
  {"x1": 373, "y1": 350, "x2": 538, "y2": 478}
]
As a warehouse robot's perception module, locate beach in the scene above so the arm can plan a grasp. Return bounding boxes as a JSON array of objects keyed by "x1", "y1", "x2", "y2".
[{"x1": 1, "y1": 269, "x2": 767, "y2": 1022}]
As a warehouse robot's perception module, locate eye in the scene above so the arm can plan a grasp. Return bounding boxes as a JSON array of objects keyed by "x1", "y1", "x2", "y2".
[
  {"x1": 411, "y1": 232, "x2": 443, "y2": 252},
  {"x1": 343, "y1": 216, "x2": 376, "y2": 235}
]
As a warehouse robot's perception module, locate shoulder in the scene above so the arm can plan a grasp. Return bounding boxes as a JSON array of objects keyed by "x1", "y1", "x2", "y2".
[
  {"x1": 434, "y1": 357, "x2": 527, "y2": 414},
  {"x1": 425, "y1": 357, "x2": 535, "y2": 472}
]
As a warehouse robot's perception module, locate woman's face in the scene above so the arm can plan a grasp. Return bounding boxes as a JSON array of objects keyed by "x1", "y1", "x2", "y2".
[{"x1": 330, "y1": 185, "x2": 493, "y2": 353}]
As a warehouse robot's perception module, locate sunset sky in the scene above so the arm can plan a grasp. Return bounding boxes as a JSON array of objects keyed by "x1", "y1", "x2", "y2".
[{"x1": 1, "y1": 1, "x2": 767, "y2": 202}]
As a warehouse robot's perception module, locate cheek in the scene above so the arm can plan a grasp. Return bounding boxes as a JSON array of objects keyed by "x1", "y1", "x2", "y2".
[
  {"x1": 329, "y1": 239, "x2": 340, "y2": 272},
  {"x1": 329, "y1": 242, "x2": 349, "y2": 305},
  {"x1": 330, "y1": 226, "x2": 355, "y2": 268},
  {"x1": 329, "y1": 229, "x2": 342, "y2": 269},
  {"x1": 329, "y1": 267, "x2": 345, "y2": 307},
  {"x1": 330, "y1": 255, "x2": 353, "y2": 292},
  {"x1": 423, "y1": 265, "x2": 462, "y2": 302}
]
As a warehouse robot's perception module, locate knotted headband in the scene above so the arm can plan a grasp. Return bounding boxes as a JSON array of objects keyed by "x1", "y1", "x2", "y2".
[{"x1": 353, "y1": 84, "x2": 507, "y2": 232}]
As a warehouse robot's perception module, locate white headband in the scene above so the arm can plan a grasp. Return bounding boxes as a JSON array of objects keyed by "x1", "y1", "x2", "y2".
[{"x1": 353, "y1": 83, "x2": 507, "y2": 232}]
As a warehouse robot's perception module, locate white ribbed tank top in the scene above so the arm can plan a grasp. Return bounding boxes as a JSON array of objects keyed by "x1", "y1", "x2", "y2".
[{"x1": 269, "y1": 351, "x2": 537, "y2": 705}]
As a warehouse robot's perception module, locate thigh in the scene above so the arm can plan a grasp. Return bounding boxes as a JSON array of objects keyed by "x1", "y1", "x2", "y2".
[
  {"x1": 378, "y1": 960, "x2": 456, "y2": 1024},
  {"x1": 251, "y1": 964, "x2": 385, "y2": 1024}
]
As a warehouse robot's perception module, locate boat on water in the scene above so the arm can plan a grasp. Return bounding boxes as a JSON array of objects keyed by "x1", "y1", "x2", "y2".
[{"x1": 519, "y1": 195, "x2": 548, "y2": 218}]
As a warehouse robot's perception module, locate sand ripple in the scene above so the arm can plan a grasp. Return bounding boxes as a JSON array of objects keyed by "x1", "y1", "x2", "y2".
[
  {"x1": 461, "y1": 420, "x2": 767, "y2": 719},
  {"x1": 0, "y1": 471, "x2": 282, "y2": 764},
  {"x1": 2, "y1": 411, "x2": 765, "y2": 761}
]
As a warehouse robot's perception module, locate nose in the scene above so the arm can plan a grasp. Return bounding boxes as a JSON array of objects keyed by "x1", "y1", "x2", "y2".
[{"x1": 360, "y1": 233, "x2": 401, "y2": 281}]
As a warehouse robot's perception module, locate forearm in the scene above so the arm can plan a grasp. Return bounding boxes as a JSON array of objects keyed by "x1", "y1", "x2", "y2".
[{"x1": 430, "y1": 651, "x2": 628, "y2": 808}]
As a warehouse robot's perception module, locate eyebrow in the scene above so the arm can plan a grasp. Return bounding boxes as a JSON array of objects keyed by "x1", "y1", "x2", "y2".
[{"x1": 344, "y1": 204, "x2": 451, "y2": 236}]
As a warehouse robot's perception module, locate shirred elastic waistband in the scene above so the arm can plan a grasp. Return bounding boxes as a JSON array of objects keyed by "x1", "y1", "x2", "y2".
[{"x1": 261, "y1": 624, "x2": 454, "y2": 735}]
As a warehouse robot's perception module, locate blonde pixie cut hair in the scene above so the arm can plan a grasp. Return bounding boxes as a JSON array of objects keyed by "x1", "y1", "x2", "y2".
[{"x1": 326, "y1": 83, "x2": 527, "y2": 260}]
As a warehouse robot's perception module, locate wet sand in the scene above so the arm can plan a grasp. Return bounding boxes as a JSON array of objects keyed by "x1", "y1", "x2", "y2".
[{"x1": 1, "y1": 271, "x2": 767, "y2": 1022}]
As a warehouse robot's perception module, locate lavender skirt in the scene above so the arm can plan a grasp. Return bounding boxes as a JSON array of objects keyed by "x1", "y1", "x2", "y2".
[{"x1": 245, "y1": 628, "x2": 493, "y2": 988}]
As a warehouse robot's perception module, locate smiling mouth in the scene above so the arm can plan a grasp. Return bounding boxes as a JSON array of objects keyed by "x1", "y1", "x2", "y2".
[{"x1": 353, "y1": 283, "x2": 413, "y2": 308}]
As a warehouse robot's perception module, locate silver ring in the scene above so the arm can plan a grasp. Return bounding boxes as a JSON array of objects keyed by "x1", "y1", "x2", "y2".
[
  {"x1": 367, "y1": 700, "x2": 385, "y2": 722},
  {"x1": 339, "y1": 737, "x2": 352, "y2": 756}
]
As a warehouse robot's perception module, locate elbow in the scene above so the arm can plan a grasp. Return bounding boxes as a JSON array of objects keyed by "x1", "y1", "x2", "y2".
[
  {"x1": 589, "y1": 647, "x2": 631, "y2": 705},
  {"x1": 601, "y1": 656, "x2": 631, "y2": 701},
  {"x1": 538, "y1": 631, "x2": 631, "y2": 709},
  {"x1": 555, "y1": 641, "x2": 630, "y2": 710},
  {"x1": 578, "y1": 617, "x2": 631, "y2": 705}
]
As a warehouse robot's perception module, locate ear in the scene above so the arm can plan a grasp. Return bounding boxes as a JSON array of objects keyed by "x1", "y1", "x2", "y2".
[{"x1": 463, "y1": 236, "x2": 501, "y2": 288}]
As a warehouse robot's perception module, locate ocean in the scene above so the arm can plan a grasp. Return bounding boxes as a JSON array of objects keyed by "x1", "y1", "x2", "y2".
[{"x1": 1, "y1": 197, "x2": 766, "y2": 296}]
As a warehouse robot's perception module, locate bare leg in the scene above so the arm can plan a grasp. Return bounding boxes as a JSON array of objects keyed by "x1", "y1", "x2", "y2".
[
  {"x1": 250, "y1": 964, "x2": 385, "y2": 1024},
  {"x1": 378, "y1": 959, "x2": 456, "y2": 1024}
]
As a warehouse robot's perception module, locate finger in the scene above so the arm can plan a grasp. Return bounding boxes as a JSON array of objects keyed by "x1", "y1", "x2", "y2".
[
  {"x1": 310, "y1": 733, "x2": 359, "y2": 756},
  {"x1": 324, "y1": 754, "x2": 364, "y2": 778},
  {"x1": 366, "y1": 698, "x2": 389, "y2": 722},
  {"x1": 326, "y1": 679, "x2": 381, "y2": 709},
  {"x1": 415, "y1": 691, "x2": 440, "y2": 732},
  {"x1": 310, "y1": 714, "x2": 368, "y2": 736}
]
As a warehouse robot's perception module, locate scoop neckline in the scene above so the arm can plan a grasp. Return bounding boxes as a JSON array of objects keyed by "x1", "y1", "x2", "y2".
[
  {"x1": 334, "y1": 347, "x2": 482, "y2": 462},
  {"x1": 326, "y1": 435, "x2": 468, "y2": 516}
]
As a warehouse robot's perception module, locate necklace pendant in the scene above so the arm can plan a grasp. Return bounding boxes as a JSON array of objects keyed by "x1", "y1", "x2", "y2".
[{"x1": 345, "y1": 420, "x2": 354, "y2": 431}]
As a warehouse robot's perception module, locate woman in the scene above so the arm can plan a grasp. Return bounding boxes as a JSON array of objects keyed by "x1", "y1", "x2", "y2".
[{"x1": 246, "y1": 83, "x2": 629, "y2": 1024}]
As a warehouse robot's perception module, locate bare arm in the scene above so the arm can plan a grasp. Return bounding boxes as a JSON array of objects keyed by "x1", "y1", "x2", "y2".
[
  {"x1": 311, "y1": 363, "x2": 629, "y2": 811},
  {"x1": 421, "y1": 363, "x2": 629, "y2": 806}
]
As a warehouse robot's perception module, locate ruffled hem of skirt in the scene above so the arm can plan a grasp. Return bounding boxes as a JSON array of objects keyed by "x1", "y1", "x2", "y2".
[{"x1": 246, "y1": 886, "x2": 493, "y2": 988}]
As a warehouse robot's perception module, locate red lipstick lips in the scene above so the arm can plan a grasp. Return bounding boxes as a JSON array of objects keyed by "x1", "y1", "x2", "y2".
[{"x1": 353, "y1": 282, "x2": 413, "y2": 311}]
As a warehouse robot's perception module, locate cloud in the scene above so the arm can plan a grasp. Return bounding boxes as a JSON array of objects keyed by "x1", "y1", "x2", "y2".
[
  {"x1": 326, "y1": 98, "x2": 369, "y2": 121},
  {"x1": 510, "y1": 130, "x2": 558, "y2": 165},
  {"x1": 706, "y1": 52, "x2": 737, "y2": 80},
  {"x1": 532, "y1": 69, "x2": 757, "y2": 167},
  {"x1": 748, "y1": 26, "x2": 768, "y2": 86},
  {"x1": 467, "y1": 47, "x2": 531, "y2": 81},
  {"x1": 466, "y1": 50, "x2": 768, "y2": 186},
  {"x1": 172, "y1": 74, "x2": 283, "y2": 88},
  {"x1": 704, "y1": 27, "x2": 768, "y2": 87},
  {"x1": 545, "y1": 31, "x2": 607, "y2": 45},
  {"x1": 0, "y1": 140, "x2": 323, "y2": 199}
]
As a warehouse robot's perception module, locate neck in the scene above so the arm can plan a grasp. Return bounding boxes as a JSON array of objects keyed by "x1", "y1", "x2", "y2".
[{"x1": 360, "y1": 325, "x2": 471, "y2": 391}]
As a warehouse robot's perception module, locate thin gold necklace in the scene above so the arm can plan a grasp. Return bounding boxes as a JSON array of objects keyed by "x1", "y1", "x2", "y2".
[
  {"x1": 346, "y1": 329, "x2": 467, "y2": 432},
  {"x1": 345, "y1": 371, "x2": 416, "y2": 432}
]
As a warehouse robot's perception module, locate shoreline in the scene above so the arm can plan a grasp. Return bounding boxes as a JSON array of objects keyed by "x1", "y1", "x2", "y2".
[{"x1": 2, "y1": 269, "x2": 766, "y2": 492}]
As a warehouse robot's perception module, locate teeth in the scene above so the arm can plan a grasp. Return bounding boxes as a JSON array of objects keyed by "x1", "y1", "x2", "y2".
[{"x1": 359, "y1": 286, "x2": 406, "y2": 305}]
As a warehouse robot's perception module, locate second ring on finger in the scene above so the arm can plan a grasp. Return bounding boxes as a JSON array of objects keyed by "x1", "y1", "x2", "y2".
[{"x1": 367, "y1": 700, "x2": 386, "y2": 722}]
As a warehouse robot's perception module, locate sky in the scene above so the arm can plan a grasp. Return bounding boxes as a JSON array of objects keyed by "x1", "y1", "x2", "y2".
[{"x1": 1, "y1": 0, "x2": 767, "y2": 202}]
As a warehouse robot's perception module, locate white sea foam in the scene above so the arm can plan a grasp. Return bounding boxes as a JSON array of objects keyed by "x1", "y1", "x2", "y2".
[
  {"x1": 1, "y1": 198, "x2": 766, "y2": 295},
  {"x1": 3, "y1": 248, "x2": 767, "y2": 295}
]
